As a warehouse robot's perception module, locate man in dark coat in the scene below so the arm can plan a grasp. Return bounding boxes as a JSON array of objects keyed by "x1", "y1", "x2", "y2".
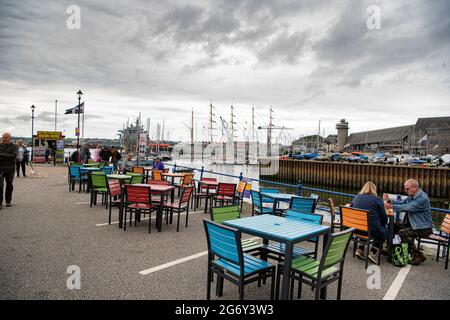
[
  {"x1": 0, "y1": 132, "x2": 18, "y2": 209},
  {"x1": 99, "y1": 146, "x2": 111, "y2": 163}
]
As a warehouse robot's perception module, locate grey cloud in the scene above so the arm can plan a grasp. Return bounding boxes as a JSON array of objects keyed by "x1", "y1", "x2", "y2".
[
  {"x1": 312, "y1": 0, "x2": 450, "y2": 87},
  {"x1": 0, "y1": 0, "x2": 449, "y2": 140},
  {"x1": 257, "y1": 31, "x2": 310, "y2": 64}
]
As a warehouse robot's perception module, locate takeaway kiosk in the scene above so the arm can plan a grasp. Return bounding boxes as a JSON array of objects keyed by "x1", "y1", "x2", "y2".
[{"x1": 32, "y1": 131, "x2": 65, "y2": 163}]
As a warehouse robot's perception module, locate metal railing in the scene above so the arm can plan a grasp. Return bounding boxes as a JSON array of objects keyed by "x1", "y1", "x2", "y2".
[{"x1": 165, "y1": 162, "x2": 450, "y2": 215}]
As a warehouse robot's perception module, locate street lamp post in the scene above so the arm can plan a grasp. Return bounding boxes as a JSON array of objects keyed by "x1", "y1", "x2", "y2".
[
  {"x1": 76, "y1": 90, "x2": 83, "y2": 162},
  {"x1": 30, "y1": 105, "x2": 36, "y2": 163}
]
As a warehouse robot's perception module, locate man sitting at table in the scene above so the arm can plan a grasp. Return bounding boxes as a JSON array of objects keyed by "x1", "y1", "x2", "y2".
[
  {"x1": 384, "y1": 179, "x2": 433, "y2": 266},
  {"x1": 152, "y1": 157, "x2": 164, "y2": 171},
  {"x1": 122, "y1": 154, "x2": 134, "y2": 174}
]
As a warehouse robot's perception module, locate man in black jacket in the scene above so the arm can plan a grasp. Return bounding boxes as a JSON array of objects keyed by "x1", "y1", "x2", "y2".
[
  {"x1": 0, "y1": 132, "x2": 18, "y2": 209},
  {"x1": 99, "y1": 146, "x2": 111, "y2": 163}
]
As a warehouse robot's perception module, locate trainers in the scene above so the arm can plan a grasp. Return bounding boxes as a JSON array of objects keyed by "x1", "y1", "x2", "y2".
[
  {"x1": 355, "y1": 248, "x2": 365, "y2": 260},
  {"x1": 6, "y1": 203, "x2": 12, "y2": 207},
  {"x1": 369, "y1": 249, "x2": 379, "y2": 264}
]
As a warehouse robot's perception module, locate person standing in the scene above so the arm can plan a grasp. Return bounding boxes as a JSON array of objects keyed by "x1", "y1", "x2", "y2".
[
  {"x1": 45, "y1": 148, "x2": 50, "y2": 163},
  {"x1": 99, "y1": 146, "x2": 111, "y2": 164},
  {"x1": 0, "y1": 132, "x2": 18, "y2": 209},
  {"x1": 80, "y1": 144, "x2": 90, "y2": 164},
  {"x1": 16, "y1": 140, "x2": 28, "y2": 177},
  {"x1": 93, "y1": 145, "x2": 102, "y2": 162},
  {"x1": 384, "y1": 179, "x2": 433, "y2": 265},
  {"x1": 110, "y1": 147, "x2": 122, "y2": 173}
]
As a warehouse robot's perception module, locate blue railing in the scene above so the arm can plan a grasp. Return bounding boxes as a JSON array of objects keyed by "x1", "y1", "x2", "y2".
[{"x1": 165, "y1": 162, "x2": 450, "y2": 215}]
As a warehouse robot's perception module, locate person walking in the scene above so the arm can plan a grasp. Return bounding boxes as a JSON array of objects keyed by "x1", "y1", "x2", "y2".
[
  {"x1": 0, "y1": 132, "x2": 18, "y2": 209},
  {"x1": 15, "y1": 140, "x2": 28, "y2": 177}
]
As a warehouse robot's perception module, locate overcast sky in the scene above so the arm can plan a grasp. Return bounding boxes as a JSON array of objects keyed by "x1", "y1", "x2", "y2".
[{"x1": 0, "y1": 0, "x2": 449, "y2": 142}]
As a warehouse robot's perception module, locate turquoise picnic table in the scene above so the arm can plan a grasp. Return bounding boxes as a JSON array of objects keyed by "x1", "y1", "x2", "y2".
[
  {"x1": 260, "y1": 192, "x2": 299, "y2": 215},
  {"x1": 223, "y1": 214, "x2": 330, "y2": 300}
]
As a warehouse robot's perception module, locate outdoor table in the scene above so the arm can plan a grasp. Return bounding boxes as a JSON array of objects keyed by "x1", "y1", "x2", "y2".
[
  {"x1": 223, "y1": 214, "x2": 330, "y2": 300},
  {"x1": 198, "y1": 180, "x2": 218, "y2": 214},
  {"x1": 162, "y1": 172, "x2": 185, "y2": 185},
  {"x1": 130, "y1": 184, "x2": 175, "y2": 232},
  {"x1": 82, "y1": 163, "x2": 100, "y2": 167},
  {"x1": 127, "y1": 172, "x2": 144, "y2": 181},
  {"x1": 107, "y1": 174, "x2": 132, "y2": 184},
  {"x1": 260, "y1": 192, "x2": 299, "y2": 215},
  {"x1": 162, "y1": 172, "x2": 185, "y2": 202}
]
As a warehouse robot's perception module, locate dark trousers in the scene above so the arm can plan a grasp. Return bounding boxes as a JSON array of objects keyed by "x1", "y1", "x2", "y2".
[
  {"x1": 0, "y1": 171, "x2": 14, "y2": 204},
  {"x1": 395, "y1": 222, "x2": 432, "y2": 251},
  {"x1": 16, "y1": 160, "x2": 26, "y2": 177}
]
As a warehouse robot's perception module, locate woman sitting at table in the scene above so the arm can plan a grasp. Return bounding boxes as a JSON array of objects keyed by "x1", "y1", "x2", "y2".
[{"x1": 350, "y1": 181, "x2": 388, "y2": 264}]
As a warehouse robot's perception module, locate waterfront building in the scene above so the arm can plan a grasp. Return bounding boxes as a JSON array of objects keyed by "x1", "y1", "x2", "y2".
[{"x1": 344, "y1": 116, "x2": 450, "y2": 155}]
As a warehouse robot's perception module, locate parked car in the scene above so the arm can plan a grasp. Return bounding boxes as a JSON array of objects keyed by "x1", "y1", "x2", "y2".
[{"x1": 330, "y1": 153, "x2": 342, "y2": 161}]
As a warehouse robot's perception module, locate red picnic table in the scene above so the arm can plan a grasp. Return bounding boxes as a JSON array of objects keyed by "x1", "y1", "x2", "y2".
[{"x1": 130, "y1": 184, "x2": 175, "y2": 232}]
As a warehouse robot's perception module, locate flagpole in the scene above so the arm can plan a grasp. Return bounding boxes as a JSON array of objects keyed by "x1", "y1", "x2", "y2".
[
  {"x1": 82, "y1": 102, "x2": 85, "y2": 141},
  {"x1": 55, "y1": 99, "x2": 57, "y2": 132},
  {"x1": 76, "y1": 90, "x2": 83, "y2": 163}
]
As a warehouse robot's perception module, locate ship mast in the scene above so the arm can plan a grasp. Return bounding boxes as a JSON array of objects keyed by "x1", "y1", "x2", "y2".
[
  {"x1": 230, "y1": 104, "x2": 237, "y2": 142},
  {"x1": 209, "y1": 102, "x2": 216, "y2": 143}
]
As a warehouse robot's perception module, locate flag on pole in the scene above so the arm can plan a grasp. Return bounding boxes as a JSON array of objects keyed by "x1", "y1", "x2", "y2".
[
  {"x1": 417, "y1": 134, "x2": 427, "y2": 144},
  {"x1": 65, "y1": 102, "x2": 84, "y2": 114}
]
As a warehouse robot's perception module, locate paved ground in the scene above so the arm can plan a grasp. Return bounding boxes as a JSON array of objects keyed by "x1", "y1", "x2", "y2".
[{"x1": 0, "y1": 165, "x2": 448, "y2": 300}]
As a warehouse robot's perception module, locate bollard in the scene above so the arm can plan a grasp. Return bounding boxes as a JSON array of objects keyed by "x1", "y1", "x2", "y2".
[
  {"x1": 200, "y1": 166, "x2": 204, "y2": 180},
  {"x1": 297, "y1": 179, "x2": 303, "y2": 196}
]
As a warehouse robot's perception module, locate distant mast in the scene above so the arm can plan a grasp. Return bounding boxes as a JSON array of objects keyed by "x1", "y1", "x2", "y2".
[{"x1": 209, "y1": 102, "x2": 216, "y2": 144}]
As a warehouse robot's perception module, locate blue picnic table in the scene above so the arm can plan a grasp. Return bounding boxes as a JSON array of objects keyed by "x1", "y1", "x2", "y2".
[{"x1": 223, "y1": 214, "x2": 330, "y2": 300}]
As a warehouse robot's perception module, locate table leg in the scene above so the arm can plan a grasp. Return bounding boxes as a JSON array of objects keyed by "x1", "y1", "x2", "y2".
[
  {"x1": 280, "y1": 242, "x2": 293, "y2": 300},
  {"x1": 387, "y1": 215, "x2": 395, "y2": 263},
  {"x1": 118, "y1": 193, "x2": 124, "y2": 229},
  {"x1": 157, "y1": 192, "x2": 164, "y2": 232},
  {"x1": 204, "y1": 188, "x2": 210, "y2": 214},
  {"x1": 271, "y1": 200, "x2": 277, "y2": 216}
]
